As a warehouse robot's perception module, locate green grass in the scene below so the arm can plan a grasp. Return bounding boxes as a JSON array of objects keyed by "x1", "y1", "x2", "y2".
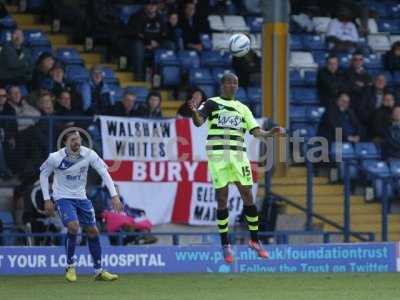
[{"x1": 0, "y1": 273, "x2": 400, "y2": 300}]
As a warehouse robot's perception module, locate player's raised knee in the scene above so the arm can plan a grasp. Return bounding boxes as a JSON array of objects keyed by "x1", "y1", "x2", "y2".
[
  {"x1": 67, "y1": 221, "x2": 80, "y2": 234},
  {"x1": 86, "y1": 226, "x2": 99, "y2": 238}
]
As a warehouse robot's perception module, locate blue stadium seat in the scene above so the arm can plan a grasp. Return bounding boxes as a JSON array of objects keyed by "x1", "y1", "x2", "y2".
[
  {"x1": 18, "y1": 85, "x2": 29, "y2": 98},
  {"x1": 355, "y1": 143, "x2": 381, "y2": 160},
  {"x1": 154, "y1": 49, "x2": 179, "y2": 67},
  {"x1": 189, "y1": 68, "x2": 214, "y2": 86},
  {"x1": 24, "y1": 30, "x2": 50, "y2": 47},
  {"x1": 290, "y1": 123, "x2": 316, "y2": 138},
  {"x1": 119, "y1": 5, "x2": 142, "y2": 24},
  {"x1": 292, "y1": 87, "x2": 318, "y2": 104},
  {"x1": 200, "y1": 34, "x2": 212, "y2": 51},
  {"x1": 306, "y1": 106, "x2": 325, "y2": 124},
  {"x1": 364, "y1": 54, "x2": 383, "y2": 70},
  {"x1": 66, "y1": 65, "x2": 89, "y2": 83},
  {"x1": 290, "y1": 35, "x2": 303, "y2": 51},
  {"x1": 125, "y1": 86, "x2": 148, "y2": 103},
  {"x1": 109, "y1": 86, "x2": 124, "y2": 103},
  {"x1": 247, "y1": 87, "x2": 261, "y2": 103},
  {"x1": 0, "y1": 16, "x2": 17, "y2": 29},
  {"x1": 247, "y1": 17, "x2": 262, "y2": 33},
  {"x1": 392, "y1": 71, "x2": 400, "y2": 83},
  {"x1": 0, "y1": 30, "x2": 11, "y2": 45},
  {"x1": 389, "y1": 160, "x2": 400, "y2": 176},
  {"x1": 361, "y1": 160, "x2": 390, "y2": 177},
  {"x1": 378, "y1": 19, "x2": 400, "y2": 33},
  {"x1": 30, "y1": 46, "x2": 52, "y2": 63},
  {"x1": 55, "y1": 48, "x2": 83, "y2": 65},
  {"x1": 211, "y1": 67, "x2": 234, "y2": 84},
  {"x1": 290, "y1": 105, "x2": 308, "y2": 123},
  {"x1": 178, "y1": 50, "x2": 200, "y2": 71},
  {"x1": 330, "y1": 142, "x2": 355, "y2": 160},
  {"x1": 162, "y1": 66, "x2": 181, "y2": 86},
  {"x1": 338, "y1": 53, "x2": 351, "y2": 68},
  {"x1": 312, "y1": 50, "x2": 327, "y2": 66},
  {"x1": 27, "y1": 0, "x2": 46, "y2": 10},
  {"x1": 304, "y1": 70, "x2": 317, "y2": 85},
  {"x1": 369, "y1": 2, "x2": 390, "y2": 18},
  {"x1": 197, "y1": 84, "x2": 215, "y2": 98},
  {"x1": 303, "y1": 35, "x2": 325, "y2": 51},
  {"x1": 0, "y1": 211, "x2": 14, "y2": 246},
  {"x1": 200, "y1": 51, "x2": 231, "y2": 67},
  {"x1": 101, "y1": 67, "x2": 119, "y2": 85},
  {"x1": 236, "y1": 87, "x2": 247, "y2": 102},
  {"x1": 290, "y1": 70, "x2": 303, "y2": 86}
]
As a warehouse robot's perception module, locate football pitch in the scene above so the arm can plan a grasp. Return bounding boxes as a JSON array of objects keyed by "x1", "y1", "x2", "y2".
[{"x1": 0, "y1": 273, "x2": 399, "y2": 300}]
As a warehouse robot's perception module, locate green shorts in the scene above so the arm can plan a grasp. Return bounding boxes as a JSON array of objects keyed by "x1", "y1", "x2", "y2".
[{"x1": 207, "y1": 154, "x2": 253, "y2": 189}]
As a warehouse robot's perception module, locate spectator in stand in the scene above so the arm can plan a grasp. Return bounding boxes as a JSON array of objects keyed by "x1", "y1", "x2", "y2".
[
  {"x1": 138, "y1": 91, "x2": 162, "y2": 118},
  {"x1": 32, "y1": 52, "x2": 55, "y2": 91},
  {"x1": 384, "y1": 41, "x2": 400, "y2": 72},
  {"x1": 232, "y1": 50, "x2": 261, "y2": 88},
  {"x1": 177, "y1": 87, "x2": 206, "y2": 118},
  {"x1": 55, "y1": 90, "x2": 82, "y2": 117},
  {"x1": 111, "y1": 92, "x2": 140, "y2": 117},
  {"x1": 371, "y1": 92, "x2": 396, "y2": 140},
  {"x1": 383, "y1": 106, "x2": 400, "y2": 160},
  {"x1": 80, "y1": 65, "x2": 112, "y2": 115},
  {"x1": 7, "y1": 86, "x2": 41, "y2": 177},
  {"x1": 326, "y1": 8, "x2": 359, "y2": 52},
  {"x1": 345, "y1": 51, "x2": 372, "y2": 103},
  {"x1": 291, "y1": 6, "x2": 318, "y2": 33},
  {"x1": 165, "y1": 11, "x2": 182, "y2": 50},
  {"x1": 36, "y1": 93, "x2": 55, "y2": 160},
  {"x1": 0, "y1": 29, "x2": 33, "y2": 86},
  {"x1": 0, "y1": 88, "x2": 17, "y2": 178},
  {"x1": 179, "y1": 1, "x2": 208, "y2": 52},
  {"x1": 125, "y1": 0, "x2": 173, "y2": 81},
  {"x1": 354, "y1": 74, "x2": 388, "y2": 129},
  {"x1": 318, "y1": 92, "x2": 365, "y2": 144},
  {"x1": 25, "y1": 78, "x2": 54, "y2": 108},
  {"x1": 317, "y1": 55, "x2": 346, "y2": 107}
]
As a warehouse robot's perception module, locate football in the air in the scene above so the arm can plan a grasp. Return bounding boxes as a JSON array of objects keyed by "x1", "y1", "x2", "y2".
[{"x1": 228, "y1": 33, "x2": 251, "y2": 57}]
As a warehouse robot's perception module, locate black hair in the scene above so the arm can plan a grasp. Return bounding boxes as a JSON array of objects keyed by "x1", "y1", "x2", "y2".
[
  {"x1": 220, "y1": 72, "x2": 238, "y2": 84},
  {"x1": 146, "y1": 91, "x2": 161, "y2": 102},
  {"x1": 62, "y1": 130, "x2": 80, "y2": 143}
]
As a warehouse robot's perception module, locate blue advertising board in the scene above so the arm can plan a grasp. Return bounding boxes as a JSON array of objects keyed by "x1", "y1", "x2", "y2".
[{"x1": 0, "y1": 243, "x2": 398, "y2": 275}]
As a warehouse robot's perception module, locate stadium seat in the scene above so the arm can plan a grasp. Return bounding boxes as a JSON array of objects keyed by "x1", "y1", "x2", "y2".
[
  {"x1": 200, "y1": 51, "x2": 231, "y2": 67},
  {"x1": 377, "y1": 19, "x2": 400, "y2": 34},
  {"x1": 303, "y1": 35, "x2": 325, "y2": 51},
  {"x1": 0, "y1": 211, "x2": 14, "y2": 246},
  {"x1": 289, "y1": 52, "x2": 317, "y2": 68},
  {"x1": 303, "y1": 70, "x2": 317, "y2": 85},
  {"x1": 392, "y1": 71, "x2": 400, "y2": 83},
  {"x1": 211, "y1": 67, "x2": 234, "y2": 84},
  {"x1": 290, "y1": 106, "x2": 308, "y2": 123},
  {"x1": 292, "y1": 87, "x2": 317, "y2": 104},
  {"x1": 364, "y1": 54, "x2": 383, "y2": 69},
  {"x1": 247, "y1": 17, "x2": 262, "y2": 33},
  {"x1": 212, "y1": 33, "x2": 230, "y2": 50},
  {"x1": 109, "y1": 86, "x2": 124, "y2": 103},
  {"x1": 368, "y1": 34, "x2": 391, "y2": 52},
  {"x1": 338, "y1": 53, "x2": 352, "y2": 68},
  {"x1": 200, "y1": 34, "x2": 212, "y2": 50},
  {"x1": 31, "y1": 46, "x2": 53, "y2": 63},
  {"x1": 55, "y1": 48, "x2": 83, "y2": 65},
  {"x1": 18, "y1": 85, "x2": 29, "y2": 98},
  {"x1": 250, "y1": 34, "x2": 261, "y2": 50},
  {"x1": 290, "y1": 35, "x2": 304, "y2": 51},
  {"x1": 390, "y1": 35, "x2": 400, "y2": 45},
  {"x1": 290, "y1": 69, "x2": 303, "y2": 86},
  {"x1": 389, "y1": 160, "x2": 400, "y2": 175},
  {"x1": 119, "y1": 5, "x2": 142, "y2": 24},
  {"x1": 330, "y1": 142, "x2": 355, "y2": 160},
  {"x1": 162, "y1": 66, "x2": 181, "y2": 86},
  {"x1": 66, "y1": 65, "x2": 89, "y2": 83},
  {"x1": 208, "y1": 15, "x2": 226, "y2": 31},
  {"x1": 369, "y1": 2, "x2": 390, "y2": 18},
  {"x1": 356, "y1": 18, "x2": 378, "y2": 34},
  {"x1": 24, "y1": 30, "x2": 50, "y2": 47},
  {"x1": 312, "y1": 17, "x2": 331, "y2": 33},
  {"x1": 306, "y1": 106, "x2": 325, "y2": 124},
  {"x1": 355, "y1": 143, "x2": 381, "y2": 160},
  {"x1": 0, "y1": 16, "x2": 16, "y2": 29},
  {"x1": 178, "y1": 50, "x2": 200, "y2": 71},
  {"x1": 154, "y1": 49, "x2": 179, "y2": 67},
  {"x1": 0, "y1": 30, "x2": 11, "y2": 45},
  {"x1": 223, "y1": 16, "x2": 249, "y2": 32},
  {"x1": 125, "y1": 86, "x2": 149, "y2": 103},
  {"x1": 312, "y1": 50, "x2": 327, "y2": 66},
  {"x1": 101, "y1": 67, "x2": 119, "y2": 85},
  {"x1": 361, "y1": 160, "x2": 390, "y2": 177},
  {"x1": 247, "y1": 87, "x2": 261, "y2": 103},
  {"x1": 197, "y1": 84, "x2": 215, "y2": 98},
  {"x1": 235, "y1": 87, "x2": 247, "y2": 102},
  {"x1": 189, "y1": 68, "x2": 214, "y2": 86},
  {"x1": 290, "y1": 123, "x2": 316, "y2": 138}
]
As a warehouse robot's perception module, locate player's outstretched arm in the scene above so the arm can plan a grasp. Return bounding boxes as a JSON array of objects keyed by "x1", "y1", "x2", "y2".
[
  {"x1": 251, "y1": 127, "x2": 285, "y2": 140},
  {"x1": 39, "y1": 156, "x2": 55, "y2": 215},
  {"x1": 188, "y1": 99, "x2": 205, "y2": 127}
]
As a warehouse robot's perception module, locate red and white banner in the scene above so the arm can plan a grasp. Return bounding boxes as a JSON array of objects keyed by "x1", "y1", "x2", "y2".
[{"x1": 99, "y1": 116, "x2": 262, "y2": 225}]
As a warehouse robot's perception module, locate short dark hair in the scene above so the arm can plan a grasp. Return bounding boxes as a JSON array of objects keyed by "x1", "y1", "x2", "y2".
[
  {"x1": 220, "y1": 72, "x2": 238, "y2": 84},
  {"x1": 146, "y1": 91, "x2": 161, "y2": 102},
  {"x1": 123, "y1": 91, "x2": 136, "y2": 99},
  {"x1": 62, "y1": 130, "x2": 80, "y2": 143},
  {"x1": 352, "y1": 51, "x2": 364, "y2": 57}
]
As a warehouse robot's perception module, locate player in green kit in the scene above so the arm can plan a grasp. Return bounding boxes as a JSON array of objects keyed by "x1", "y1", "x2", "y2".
[{"x1": 189, "y1": 73, "x2": 284, "y2": 264}]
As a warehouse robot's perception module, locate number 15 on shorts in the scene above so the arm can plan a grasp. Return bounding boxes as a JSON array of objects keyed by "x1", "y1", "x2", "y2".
[{"x1": 242, "y1": 166, "x2": 250, "y2": 177}]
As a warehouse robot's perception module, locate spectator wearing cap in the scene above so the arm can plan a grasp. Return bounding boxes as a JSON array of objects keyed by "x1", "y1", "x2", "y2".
[
  {"x1": 32, "y1": 52, "x2": 55, "y2": 91},
  {"x1": 326, "y1": 7, "x2": 360, "y2": 52},
  {"x1": 345, "y1": 52, "x2": 372, "y2": 106},
  {"x1": 0, "y1": 29, "x2": 33, "y2": 86},
  {"x1": 80, "y1": 65, "x2": 112, "y2": 115},
  {"x1": 383, "y1": 106, "x2": 400, "y2": 160},
  {"x1": 122, "y1": 0, "x2": 174, "y2": 81},
  {"x1": 137, "y1": 91, "x2": 163, "y2": 118},
  {"x1": 0, "y1": 87, "x2": 17, "y2": 178},
  {"x1": 179, "y1": 1, "x2": 209, "y2": 52},
  {"x1": 317, "y1": 55, "x2": 346, "y2": 108},
  {"x1": 111, "y1": 92, "x2": 140, "y2": 117},
  {"x1": 371, "y1": 92, "x2": 396, "y2": 140},
  {"x1": 384, "y1": 41, "x2": 400, "y2": 72}
]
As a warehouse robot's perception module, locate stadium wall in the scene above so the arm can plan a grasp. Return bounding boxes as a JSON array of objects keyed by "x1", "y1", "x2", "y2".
[{"x1": 0, "y1": 243, "x2": 399, "y2": 275}]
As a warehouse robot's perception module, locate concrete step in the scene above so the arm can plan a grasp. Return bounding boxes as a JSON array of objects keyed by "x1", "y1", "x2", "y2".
[
  {"x1": 54, "y1": 44, "x2": 84, "y2": 52},
  {"x1": 86, "y1": 62, "x2": 118, "y2": 71},
  {"x1": 48, "y1": 34, "x2": 69, "y2": 45},
  {"x1": 19, "y1": 24, "x2": 51, "y2": 32},
  {"x1": 163, "y1": 109, "x2": 177, "y2": 118},
  {"x1": 80, "y1": 53, "x2": 102, "y2": 65},
  {"x1": 330, "y1": 214, "x2": 400, "y2": 224},
  {"x1": 289, "y1": 195, "x2": 365, "y2": 205},
  {"x1": 272, "y1": 176, "x2": 329, "y2": 185},
  {"x1": 287, "y1": 167, "x2": 307, "y2": 177},
  {"x1": 120, "y1": 81, "x2": 150, "y2": 88},
  {"x1": 286, "y1": 203, "x2": 380, "y2": 215},
  {"x1": 272, "y1": 184, "x2": 343, "y2": 196},
  {"x1": 12, "y1": 13, "x2": 37, "y2": 25},
  {"x1": 161, "y1": 100, "x2": 184, "y2": 109},
  {"x1": 115, "y1": 72, "x2": 133, "y2": 82},
  {"x1": 6, "y1": 5, "x2": 18, "y2": 13}
]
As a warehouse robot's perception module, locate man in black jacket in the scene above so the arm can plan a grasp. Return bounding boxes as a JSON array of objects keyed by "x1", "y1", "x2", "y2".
[
  {"x1": 383, "y1": 106, "x2": 400, "y2": 160},
  {"x1": 345, "y1": 51, "x2": 372, "y2": 103},
  {"x1": 126, "y1": 0, "x2": 174, "y2": 81},
  {"x1": 316, "y1": 55, "x2": 346, "y2": 107},
  {"x1": 318, "y1": 92, "x2": 365, "y2": 144},
  {"x1": 111, "y1": 92, "x2": 140, "y2": 117}
]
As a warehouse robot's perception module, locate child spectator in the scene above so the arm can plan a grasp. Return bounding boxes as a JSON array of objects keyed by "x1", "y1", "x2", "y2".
[
  {"x1": 138, "y1": 91, "x2": 163, "y2": 118},
  {"x1": 177, "y1": 87, "x2": 206, "y2": 118}
]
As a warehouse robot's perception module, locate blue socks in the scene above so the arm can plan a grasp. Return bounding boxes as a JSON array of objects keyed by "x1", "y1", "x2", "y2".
[
  {"x1": 65, "y1": 232, "x2": 77, "y2": 266},
  {"x1": 88, "y1": 236, "x2": 102, "y2": 270}
]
